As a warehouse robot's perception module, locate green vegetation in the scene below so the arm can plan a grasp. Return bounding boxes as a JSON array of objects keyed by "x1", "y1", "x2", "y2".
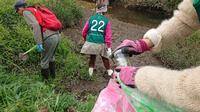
[
  {"x1": 0, "y1": 69, "x2": 95, "y2": 112},
  {"x1": 44, "y1": 0, "x2": 83, "y2": 27},
  {"x1": 26, "y1": 0, "x2": 83, "y2": 27},
  {"x1": 0, "y1": 0, "x2": 87, "y2": 76},
  {"x1": 156, "y1": 31, "x2": 200, "y2": 69},
  {"x1": 0, "y1": 0, "x2": 95, "y2": 111},
  {"x1": 118, "y1": 0, "x2": 182, "y2": 13},
  {"x1": 137, "y1": 0, "x2": 182, "y2": 12}
]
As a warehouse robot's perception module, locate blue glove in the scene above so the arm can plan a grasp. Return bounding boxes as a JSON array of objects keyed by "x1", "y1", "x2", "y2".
[{"x1": 36, "y1": 44, "x2": 44, "y2": 53}]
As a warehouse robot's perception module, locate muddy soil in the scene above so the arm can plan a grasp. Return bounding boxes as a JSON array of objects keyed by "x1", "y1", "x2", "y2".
[{"x1": 63, "y1": 0, "x2": 163, "y2": 98}]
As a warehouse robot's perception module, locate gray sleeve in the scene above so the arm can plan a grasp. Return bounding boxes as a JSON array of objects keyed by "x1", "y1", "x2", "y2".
[{"x1": 23, "y1": 11, "x2": 43, "y2": 44}]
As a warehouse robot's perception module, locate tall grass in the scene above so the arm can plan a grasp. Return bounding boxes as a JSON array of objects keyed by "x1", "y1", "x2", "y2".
[
  {"x1": 0, "y1": 0, "x2": 37, "y2": 72},
  {"x1": 0, "y1": 0, "x2": 87, "y2": 78},
  {"x1": 0, "y1": 0, "x2": 96, "y2": 111},
  {"x1": 0, "y1": 69, "x2": 95, "y2": 112},
  {"x1": 0, "y1": 0, "x2": 95, "y2": 111}
]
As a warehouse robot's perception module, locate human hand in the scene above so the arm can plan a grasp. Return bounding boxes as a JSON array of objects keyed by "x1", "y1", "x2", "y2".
[
  {"x1": 36, "y1": 44, "x2": 44, "y2": 53},
  {"x1": 113, "y1": 66, "x2": 139, "y2": 86},
  {"x1": 114, "y1": 39, "x2": 150, "y2": 56}
]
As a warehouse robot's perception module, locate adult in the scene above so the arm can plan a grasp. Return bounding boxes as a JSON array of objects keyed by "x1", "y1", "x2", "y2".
[{"x1": 14, "y1": 0, "x2": 61, "y2": 81}]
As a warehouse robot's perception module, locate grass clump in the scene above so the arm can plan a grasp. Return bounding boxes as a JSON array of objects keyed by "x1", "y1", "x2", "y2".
[{"x1": 156, "y1": 31, "x2": 200, "y2": 69}]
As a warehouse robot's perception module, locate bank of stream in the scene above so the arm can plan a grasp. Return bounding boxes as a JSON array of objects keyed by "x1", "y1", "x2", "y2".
[{"x1": 63, "y1": 0, "x2": 164, "y2": 101}]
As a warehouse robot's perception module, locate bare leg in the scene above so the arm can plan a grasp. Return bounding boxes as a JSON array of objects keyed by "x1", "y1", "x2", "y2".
[
  {"x1": 101, "y1": 56, "x2": 110, "y2": 69},
  {"x1": 89, "y1": 55, "x2": 96, "y2": 68},
  {"x1": 101, "y1": 56, "x2": 113, "y2": 76},
  {"x1": 88, "y1": 55, "x2": 96, "y2": 76}
]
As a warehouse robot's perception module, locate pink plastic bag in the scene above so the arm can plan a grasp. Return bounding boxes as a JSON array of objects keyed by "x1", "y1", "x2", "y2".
[
  {"x1": 92, "y1": 79, "x2": 136, "y2": 112},
  {"x1": 113, "y1": 67, "x2": 138, "y2": 85}
]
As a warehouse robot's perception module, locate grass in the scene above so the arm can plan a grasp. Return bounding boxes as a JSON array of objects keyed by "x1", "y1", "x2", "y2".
[
  {"x1": 0, "y1": 69, "x2": 95, "y2": 112},
  {"x1": 0, "y1": 0, "x2": 87, "y2": 76},
  {"x1": 117, "y1": 0, "x2": 182, "y2": 13},
  {"x1": 0, "y1": 32, "x2": 96, "y2": 111},
  {"x1": 0, "y1": 0, "x2": 95, "y2": 111},
  {"x1": 155, "y1": 31, "x2": 200, "y2": 69},
  {"x1": 27, "y1": 0, "x2": 83, "y2": 27}
]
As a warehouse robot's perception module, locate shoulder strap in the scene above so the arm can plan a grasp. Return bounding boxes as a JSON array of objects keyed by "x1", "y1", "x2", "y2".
[{"x1": 24, "y1": 7, "x2": 44, "y2": 28}]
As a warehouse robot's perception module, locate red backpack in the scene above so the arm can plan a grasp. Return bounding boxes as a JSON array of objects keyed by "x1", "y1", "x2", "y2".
[{"x1": 25, "y1": 7, "x2": 63, "y2": 32}]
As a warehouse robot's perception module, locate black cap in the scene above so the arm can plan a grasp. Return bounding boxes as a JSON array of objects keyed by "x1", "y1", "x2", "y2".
[{"x1": 14, "y1": 0, "x2": 27, "y2": 11}]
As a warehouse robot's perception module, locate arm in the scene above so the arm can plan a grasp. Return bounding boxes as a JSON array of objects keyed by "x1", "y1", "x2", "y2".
[
  {"x1": 135, "y1": 66, "x2": 200, "y2": 112},
  {"x1": 105, "y1": 21, "x2": 112, "y2": 48},
  {"x1": 23, "y1": 11, "x2": 43, "y2": 44},
  {"x1": 143, "y1": 0, "x2": 200, "y2": 52},
  {"x1": 82, "y1": 20, "x2": 89, "y2": 41},
  {"x1": 134, "y1": 1, "x2": 200, "y2": 111}
]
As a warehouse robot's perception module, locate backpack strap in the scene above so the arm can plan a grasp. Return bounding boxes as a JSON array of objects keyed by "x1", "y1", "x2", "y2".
[{"x1": 25, "y1": 7, "x2": 47, "y2": 32}]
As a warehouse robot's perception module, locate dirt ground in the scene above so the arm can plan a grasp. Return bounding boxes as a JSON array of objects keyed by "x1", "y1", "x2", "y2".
[{"x1": 63, "y1": 0, "x2": 163, "y2": 98}]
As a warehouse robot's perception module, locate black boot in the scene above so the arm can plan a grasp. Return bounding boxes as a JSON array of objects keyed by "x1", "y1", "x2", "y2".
[
  {"x1": 41, "y1": 68, "x2": 49, "y2": 81},
  {"x1": 49, "y1": 62, "x2": 56, "y2": 79}
]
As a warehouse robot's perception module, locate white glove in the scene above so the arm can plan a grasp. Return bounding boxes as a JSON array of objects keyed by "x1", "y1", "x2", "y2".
[{"x1": 107, "y1": 48, "x2": 112, "y2": 57}]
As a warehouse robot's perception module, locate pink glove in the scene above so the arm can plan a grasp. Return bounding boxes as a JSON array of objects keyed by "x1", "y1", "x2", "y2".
[
  {"x1": 113, "y1": 66, "x2": 139, "y2": 86},
  {"x1": 115, "y1": 39, "x2": 150, "y2": 55}
]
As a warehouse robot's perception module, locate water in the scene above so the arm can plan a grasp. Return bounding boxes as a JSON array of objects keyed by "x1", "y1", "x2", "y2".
[
  {"x1": 108, "y1": 6, "x2": 167, "y2": 27},
  {"x1": 79, "y1": 0, "x2": 167, "y2": 27}
]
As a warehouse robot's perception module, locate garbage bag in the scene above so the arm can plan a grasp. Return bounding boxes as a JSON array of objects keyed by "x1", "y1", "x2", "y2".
[{"x1": 92, "y1": 79, "x2": 136, "y2": 112}]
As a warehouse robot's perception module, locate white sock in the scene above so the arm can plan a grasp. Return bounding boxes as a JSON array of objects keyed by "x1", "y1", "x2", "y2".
[
  {"x1": 107, "y1": 69, "x2": 113, "y2": 76},
  {"x1": 89, "y1": 68, "x2": 94, "y2": 76}
]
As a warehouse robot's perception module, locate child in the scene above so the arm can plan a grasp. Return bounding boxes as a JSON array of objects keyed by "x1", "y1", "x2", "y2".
[{"x1": 81, "y1": 2, "x2": 113, "y2": 76}]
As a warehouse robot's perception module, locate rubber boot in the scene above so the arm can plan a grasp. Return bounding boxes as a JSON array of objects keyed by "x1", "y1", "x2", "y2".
[
  {"x1": 41, "y1": 68, "x2": 49, "y2": 81},
  {"x1": 49, "y1": 62, "x2": 56, "y2": 79}
]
